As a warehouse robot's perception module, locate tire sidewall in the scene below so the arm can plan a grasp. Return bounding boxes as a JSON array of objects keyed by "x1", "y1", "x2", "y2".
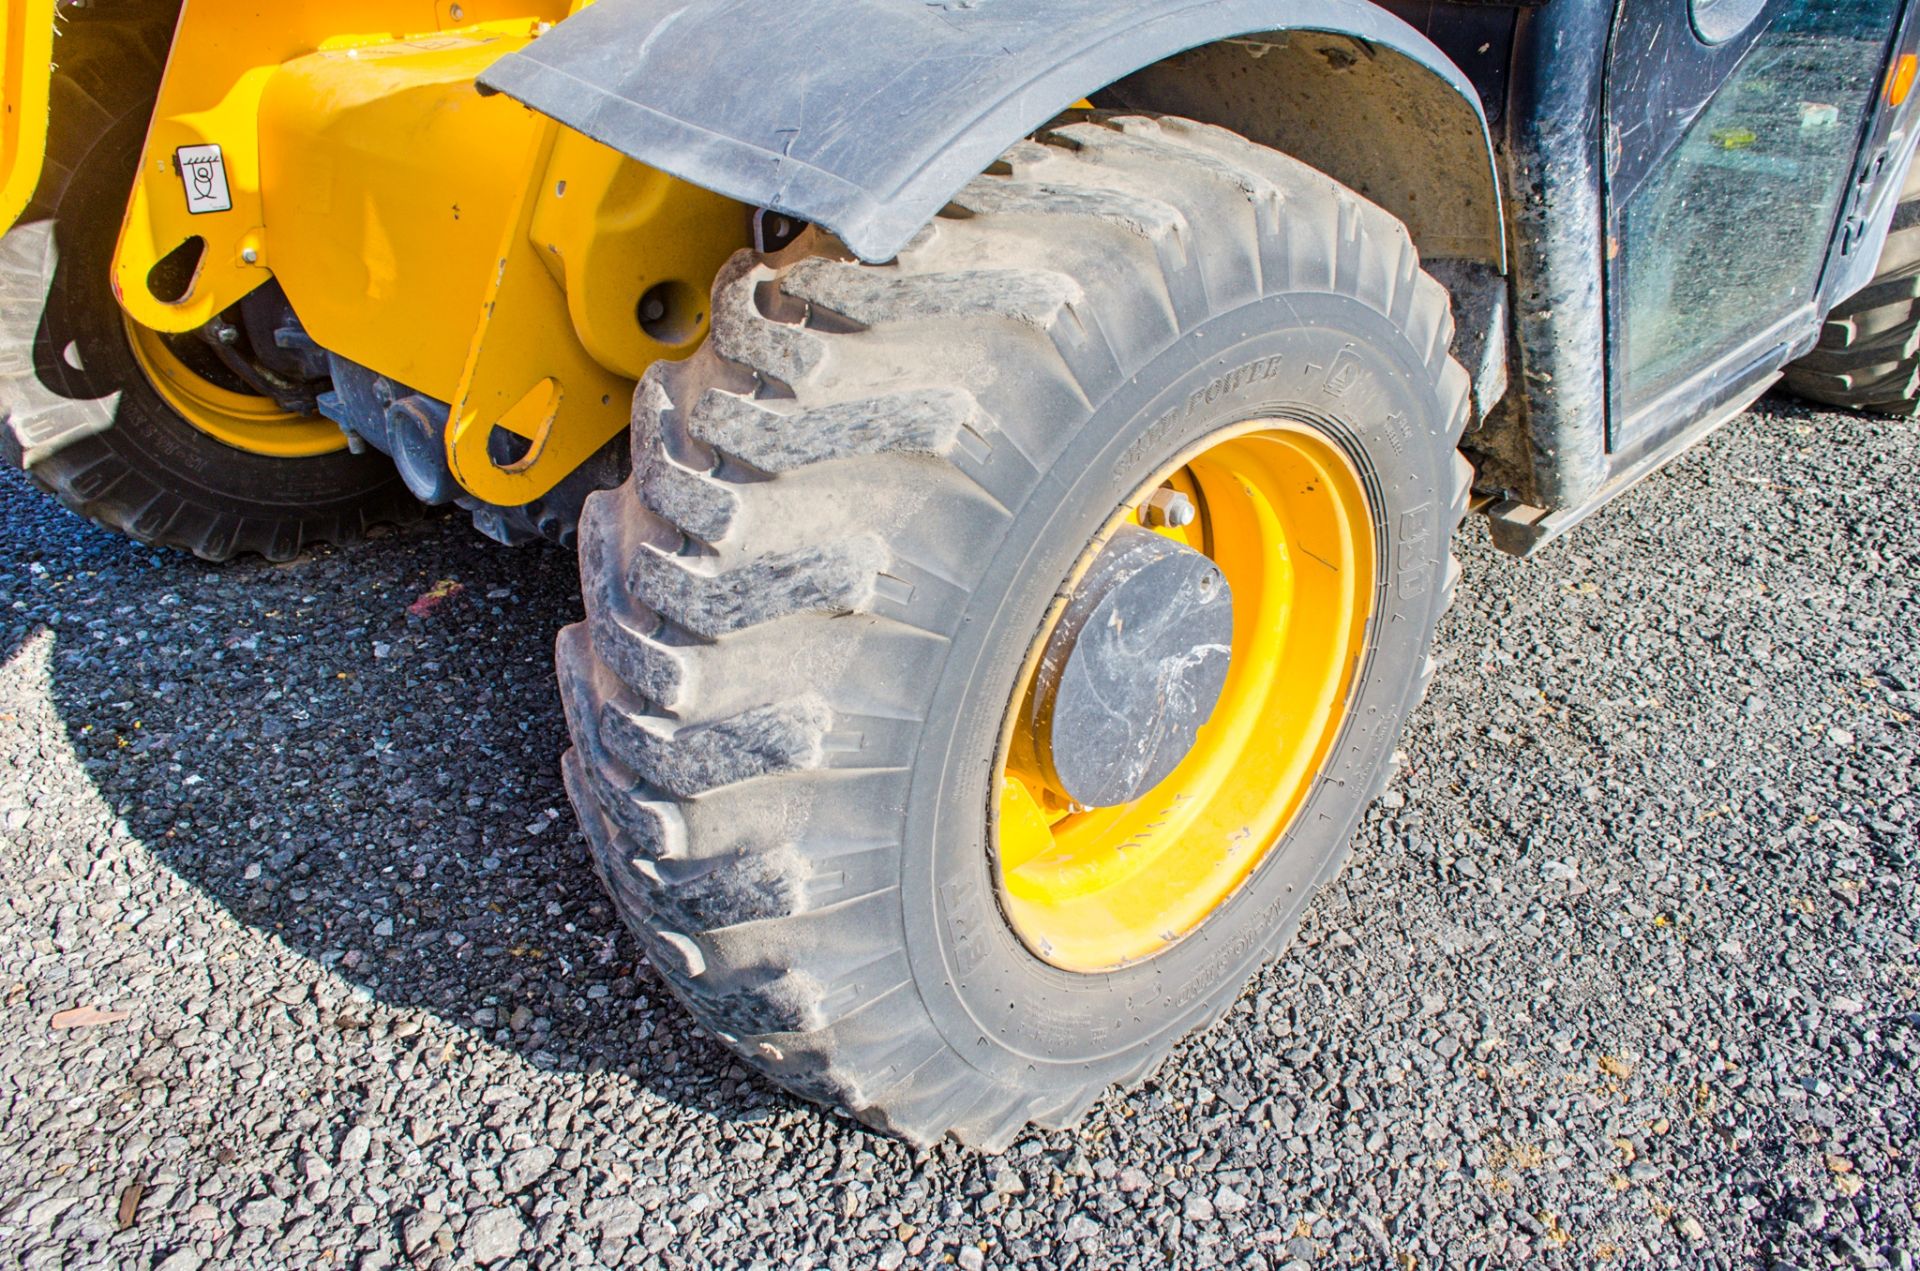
[{"x1": 901, "y1": 290, "x2": 1456, "y2": 1090}]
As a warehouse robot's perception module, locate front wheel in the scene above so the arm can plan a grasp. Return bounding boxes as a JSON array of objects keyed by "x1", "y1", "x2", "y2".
[{"x1": 559, "y1": 114, "x2": 1473, "y2": 1148}]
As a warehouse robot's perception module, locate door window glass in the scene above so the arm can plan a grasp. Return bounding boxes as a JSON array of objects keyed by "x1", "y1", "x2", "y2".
[{"x1": 1618, "y1": 0, "x2": 1899, "y2": 407}]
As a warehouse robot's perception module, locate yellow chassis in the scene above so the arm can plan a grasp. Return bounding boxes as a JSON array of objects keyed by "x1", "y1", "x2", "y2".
[
  {"x1": 0, "y1": 0, "x2": 54, "y2": 232},
  {"x1": 18, "y1": 0, "x2": 748, "y2": 503}
]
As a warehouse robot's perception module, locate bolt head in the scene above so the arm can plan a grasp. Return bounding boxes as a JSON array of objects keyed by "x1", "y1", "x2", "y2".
[
  {"x1": 1141, "y1": 489, "x2": 1197, "y2": 529},
  {"x1": 241, "y1": 248, "x2": 259, "y2": 265}
]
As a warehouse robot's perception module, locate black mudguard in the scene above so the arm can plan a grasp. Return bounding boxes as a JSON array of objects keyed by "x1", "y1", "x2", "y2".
[{"x1": 479, "y1": 0, "x2": 1495, "y2": 264}]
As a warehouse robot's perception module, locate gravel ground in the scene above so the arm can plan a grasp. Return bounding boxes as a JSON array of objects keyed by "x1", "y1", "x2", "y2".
[{"x1": 0, "y1": 392, "x2": 1915, "y2": 1271}]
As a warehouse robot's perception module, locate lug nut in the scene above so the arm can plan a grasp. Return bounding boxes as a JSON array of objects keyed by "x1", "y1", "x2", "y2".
[{"x1": 1141, "y1": 489, "x2": 1197, "y2": 528}]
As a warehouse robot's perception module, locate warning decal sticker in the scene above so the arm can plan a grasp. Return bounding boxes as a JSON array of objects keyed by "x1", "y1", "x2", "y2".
[{"x1": 176, "y1": 144, "x2": 232, "y2": 215}]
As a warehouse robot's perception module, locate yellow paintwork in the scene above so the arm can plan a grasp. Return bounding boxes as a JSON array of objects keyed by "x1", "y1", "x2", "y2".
[
  {"x1": 444, "y1": 115, "x2": 633, "y2": 502},
  {"x1": 530, "y1": 129, "x2": 748, "y2": 381},
  {"x1": 110, "y1": 0, "x2": 751, "y2": 504},
  {"x1": 994, "y1": 421, "x2": 1377, "y2": 972},
  {"x1": 0, "y1": 0, "x2": 55, "y2": 232},
  {"x1": 124, "y1": 317, "x2": 349, "y2": 458},
  {"x1": 113, "y1": 2, "x2": 565, "y2": 335},
  {"x1": 255, "y1": 25, "x2": 552, "y2": 402},
  {"x1": 442, "y1": 122, "x2": 749, "y2": 504}
]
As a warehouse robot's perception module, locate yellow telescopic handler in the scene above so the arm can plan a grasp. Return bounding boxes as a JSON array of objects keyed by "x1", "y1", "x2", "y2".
[{"x1": 5, "y1": 0, "x2": 1916, "y2": 1147}]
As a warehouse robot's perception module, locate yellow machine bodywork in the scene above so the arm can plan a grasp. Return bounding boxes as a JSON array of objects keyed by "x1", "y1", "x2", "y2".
[
  {"x1": 254, "y1": 24, "x2": 555, "y2": 405},
  {"x1": 0, "y1": 0, "x2": 54, "y2": 231},
  {"x1": 107, "y1": 0, "x2": 750, "y2": 504}
]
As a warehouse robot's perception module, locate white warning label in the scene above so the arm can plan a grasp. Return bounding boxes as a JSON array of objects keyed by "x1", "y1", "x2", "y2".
[{"x1": 176, "y1": 144, "x2": 232, "y2": 215}]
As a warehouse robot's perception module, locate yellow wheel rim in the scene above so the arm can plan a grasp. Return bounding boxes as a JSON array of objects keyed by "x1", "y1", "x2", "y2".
[
  {"x1": 124, "y1": 316, "x2": 347, "y2": 458},
  {"x1": 993, "y1": 420, "x2": 1376, "y2": 972}
]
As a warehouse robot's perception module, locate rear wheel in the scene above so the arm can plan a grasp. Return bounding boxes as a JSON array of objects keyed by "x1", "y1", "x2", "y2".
[
  {"x1": 0, "y1": 2, "x2": 413, "y2": 561},
  {"x1": 1784, "y1": 158, "x2": 1920, "y2": 415},
  {"x1": 560, "y1": 114, "x2": 1472, "y2": 1148}
]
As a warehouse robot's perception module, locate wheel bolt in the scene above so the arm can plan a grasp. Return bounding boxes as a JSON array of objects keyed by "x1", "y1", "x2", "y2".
[{"x1": 1141, "y1": 489, "x2": 1196, "y2": 528}]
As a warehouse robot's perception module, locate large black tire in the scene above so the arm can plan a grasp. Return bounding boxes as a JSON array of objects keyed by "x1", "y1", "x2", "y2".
[
  {"x1": 0, "y1": 2, "x2": 415, "y2": 561},
  {"x1": 559, "y1": 114, "x2": 1473, "y2": 1149},
  {"x1": 1784, "y1": 158, "x2": 1920, "y2": 415}
]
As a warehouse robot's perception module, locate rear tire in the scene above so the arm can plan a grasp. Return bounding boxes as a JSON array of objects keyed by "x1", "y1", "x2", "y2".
[
  {"x1": 559, "y1": 114, "x2": 1473, "y2": 1149},
  {"x1": 1784, "y1": 158, "x2": 1920, "y2": 416},
  {"x1": 0, "y1": 2, "x2": 415, "y2": 561}
]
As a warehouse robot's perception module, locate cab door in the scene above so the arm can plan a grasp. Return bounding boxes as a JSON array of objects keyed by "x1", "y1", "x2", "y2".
[{"x1": 1607, "y1": 0, "x2": 1908, "y2": 447}]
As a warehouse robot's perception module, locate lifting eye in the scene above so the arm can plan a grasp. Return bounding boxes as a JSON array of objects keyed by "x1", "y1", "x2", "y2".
[{"x1": 146, "y1": 236, "x2": 206, "y2": 304}]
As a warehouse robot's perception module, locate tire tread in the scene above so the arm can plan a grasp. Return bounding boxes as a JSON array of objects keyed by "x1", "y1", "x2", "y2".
[
  {"x1": 1786, "y1": 164, "x2": 1920, "y2": 417},
  {"x1": 560, "y1": 113, "x2": 1477, "y2": 1148}
]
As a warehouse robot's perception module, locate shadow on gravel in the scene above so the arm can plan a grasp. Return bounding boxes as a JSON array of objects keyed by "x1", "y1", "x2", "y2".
[
  {"x1": 5, "y1": 495, "x2": 795, "y2": 1130},
  {"x1": 7, "y1": 400, "x2": 1920, "y2": 1266}
]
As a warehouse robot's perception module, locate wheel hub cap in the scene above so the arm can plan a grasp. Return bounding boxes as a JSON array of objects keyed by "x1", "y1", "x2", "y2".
[
  {"x1": 993, "y1": 421, "x2": 1377, "y2": 971},
  {"x1": 1012, "y1": 525, "x2": 1234, "y2": 809}
]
